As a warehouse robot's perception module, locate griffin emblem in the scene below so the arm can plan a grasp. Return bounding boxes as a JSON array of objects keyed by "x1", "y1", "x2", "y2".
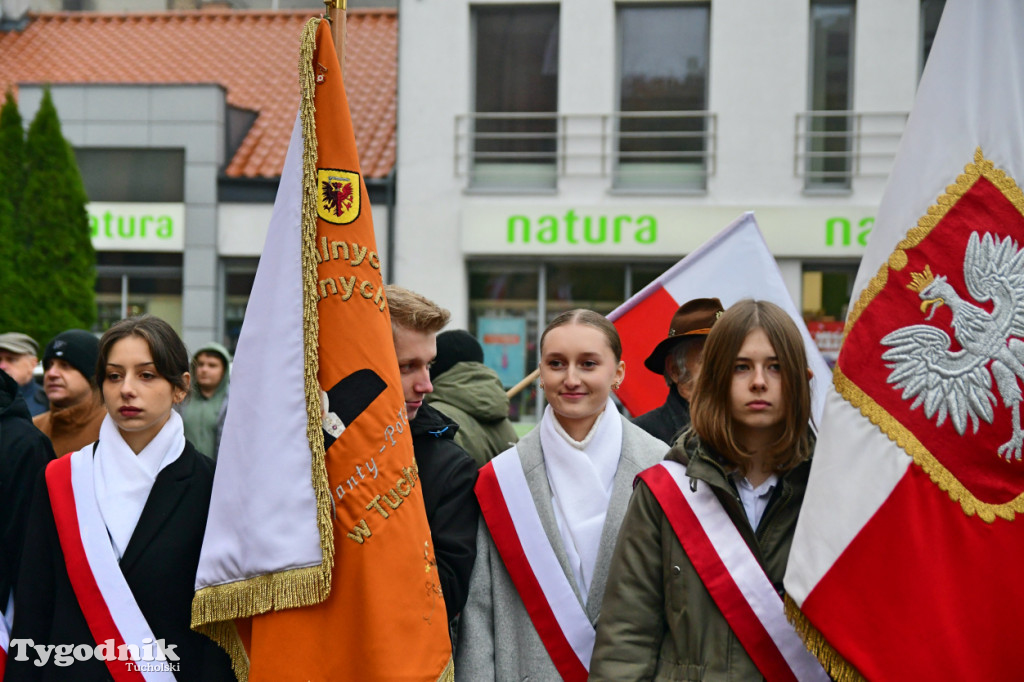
[
  {"x1": 881, "y1": 232, "x2": 1024, "y2": 460},
  {"x1": 316, "y1": 168, "x2": 361, "y2": 224}
]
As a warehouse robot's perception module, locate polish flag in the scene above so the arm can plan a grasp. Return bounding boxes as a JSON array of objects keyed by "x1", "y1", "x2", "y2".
[
  {"x1": 608, "y1": 212, "x2": 832, "y2": 423},
  {"x1": 784, "y1": 1, "x2": 1024, "y2": 679}
]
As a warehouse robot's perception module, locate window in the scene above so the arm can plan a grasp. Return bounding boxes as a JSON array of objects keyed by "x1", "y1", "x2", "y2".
[
  {"x1": 920, "y1": 0, "x2": 946, "y2": 76},
  {"x1": 73, "y1": 148, "x2": 185, "y2": 202},
  {"x1": 616, "y1": 3, "x2": 711, "y2": 191},
  {"x1": 94, "y1": 252, "x2": 183, "y2": 332},
  {"x1": 806, "y1": 1, "x2": 855, "y2": 189},
  {"x1": 471, "y1": 5, "x2": 559, "y2": 190}
]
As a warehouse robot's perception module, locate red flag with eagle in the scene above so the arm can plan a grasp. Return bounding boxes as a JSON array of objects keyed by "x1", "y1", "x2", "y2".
[
  {"x1": 191, "y1": 17, "x2": 453, "y2": 682},
  {"x1": 784, "y1": 1, "x2": 1024, "y2": 679}
]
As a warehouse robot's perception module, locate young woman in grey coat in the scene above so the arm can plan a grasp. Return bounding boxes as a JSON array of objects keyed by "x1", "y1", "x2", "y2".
[{"x1": 455, "y1": 309, "x2": 667, "y2": 681}]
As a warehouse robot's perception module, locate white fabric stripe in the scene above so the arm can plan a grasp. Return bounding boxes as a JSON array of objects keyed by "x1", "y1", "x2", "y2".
[
  {"x1": 69, "y1": 450, "x2": 177, "y2": 682},
  {"x1": 491, "y1": 450, "x2": 595, "y2": 669},
  {"x1": 0, "y1": 611, "x2": 8, "y2": 654},
  {"x1": 785, "y1": 390, "x2": 909, "y2": 603},
  {"x1": 660, "y1": 462, "x2": 829, "y2": 682}
]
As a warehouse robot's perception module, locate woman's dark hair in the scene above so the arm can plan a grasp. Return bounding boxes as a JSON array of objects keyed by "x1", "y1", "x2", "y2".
[
  {"x1": 96, "y1": 315, "x2": 190, "y2": 394},
  {"x1": 540, "y1": 309, "x2": 623, "y2": 361}
]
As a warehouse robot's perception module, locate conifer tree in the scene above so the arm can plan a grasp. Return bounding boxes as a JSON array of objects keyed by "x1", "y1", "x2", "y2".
[
  {"x1": 0, "y1": 90, "x2": 26, "y2": 334},
  {"x1": 11, "y1": 88, "x2": 95, "y2": 344}
]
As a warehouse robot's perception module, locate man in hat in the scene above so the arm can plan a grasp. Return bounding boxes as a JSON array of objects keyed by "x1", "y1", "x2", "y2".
[
  {"x1": 0, "y1": 332, "x2": 47, "y2": 416},
  {"x1": 632, "y1": 297, "x2": 724, "y2": 445},
  {"x1": 33, "y1": 329, "x2": 106, "y2": 456}
]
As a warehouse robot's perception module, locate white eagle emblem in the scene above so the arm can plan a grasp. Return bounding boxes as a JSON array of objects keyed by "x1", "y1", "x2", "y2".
[{"x1": 880, "y1": 232, "x2": 1024, "y2": 461}]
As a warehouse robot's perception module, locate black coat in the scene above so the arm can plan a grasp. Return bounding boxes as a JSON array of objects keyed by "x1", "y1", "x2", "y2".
[
  {"x1": 0, "y1": 369, "x2": 56, "y2": 608},
  {"x1": 631, "y1": 388, "x2": 692, "y2": 445},
  {"x1": 5, "y1": 442, "x2": 234, "y2": 682},
  {"x1": 411, "y1": 403, "x2": 480, "y2": 624}
]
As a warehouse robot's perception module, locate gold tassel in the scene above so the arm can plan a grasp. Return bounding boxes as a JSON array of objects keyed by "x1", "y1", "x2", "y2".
[{"x1": 784, "y1": 595, "x2": 866, "y2": 682}]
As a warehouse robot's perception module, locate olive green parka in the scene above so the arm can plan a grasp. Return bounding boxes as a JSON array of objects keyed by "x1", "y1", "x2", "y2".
[{"x1": 589, "y1": 434, "x2": 812, "y2": 681}]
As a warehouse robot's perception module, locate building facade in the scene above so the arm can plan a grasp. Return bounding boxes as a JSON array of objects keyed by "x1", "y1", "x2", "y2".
[{"x1": 394, "y1": 0, "x2": 944, "y2": 416}]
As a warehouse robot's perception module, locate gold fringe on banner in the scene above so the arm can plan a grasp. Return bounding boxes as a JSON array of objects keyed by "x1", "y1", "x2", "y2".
[
  {"x1": 834, "y1": 148, "x2": 1024, "y2": 522},
  {"x1": 784, "y1": 595, "x2": 866, "y2": 682},
  {"x1": 191, "y1": 18, "x2": 333, "y2": 680},
  {"x1": 436, "y1": 659, "x2": 455, "y2": 682}
]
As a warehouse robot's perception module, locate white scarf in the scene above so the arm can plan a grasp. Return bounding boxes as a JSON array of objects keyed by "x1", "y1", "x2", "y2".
[
  {"x1": 541, "y1": 397, "x2": 622, "y2": 601},
  {"x1": 93, "y1": 411, "x2": 186, "y2": 561}
]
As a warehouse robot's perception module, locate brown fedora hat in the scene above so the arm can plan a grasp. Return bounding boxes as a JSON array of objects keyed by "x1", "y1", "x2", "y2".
[{"x1": 643, "y1": 297, "x2": 724, "y2": 374}]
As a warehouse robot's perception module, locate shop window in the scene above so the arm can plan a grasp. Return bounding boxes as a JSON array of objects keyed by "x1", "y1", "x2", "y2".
[
  {"x1": 805, "y1": 0, "x2": 855, "y2": 190},
  {"x1": 224, "y1": 262, "x2": 259, "y2": 354},
  {"x1": 74, "y1": 148, "x2": 185, "y2": 202},
  {"x1": 802, "y1": 263, "x2": 856, "y2": 367},
  {"x1": 471, "y1": 5, "x2": 559, "y2": 190},
  {"x1": 94, "y1": 252, "x2": 183, "y2": 332},
  {"x1": 616, "y1": 3, "x2": 710, "y2": 191}
]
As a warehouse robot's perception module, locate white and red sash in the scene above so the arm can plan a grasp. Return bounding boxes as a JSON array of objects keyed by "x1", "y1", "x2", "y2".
[
  {"x1": 476, "y1": 449, "x2": 593, "y2": 682},
  {"x1": 638, "y1": 461, "x2": 829, "y2": 682},
  {"x1": 46, "y1": 450, "x2": 177, "y2": 682},
  {"x1": 0, "y1": 611, "x2": 8, "y2": 676}
]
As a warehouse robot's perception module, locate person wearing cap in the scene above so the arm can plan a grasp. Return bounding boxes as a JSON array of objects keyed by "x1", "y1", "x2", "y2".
[
  {"x1": 33, "y1": 329, "x2": 106, "y2": 457},
  {"x1": 0, "y1": 332, "x2": 48, "y2": 416},
  {"x1": 426, "y1": 329, "x2": 519, "y2": 468},
  {"x1": 632, "y1": 297, "x2": 724, "y2": 445},
  {"x1": 180, "y1": 341, "x2": 232, "y2": 460}
]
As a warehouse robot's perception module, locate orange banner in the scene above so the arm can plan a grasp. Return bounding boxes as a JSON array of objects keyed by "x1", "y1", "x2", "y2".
[{"x1": 243, "y1": 19, "x2": 452, "y2": 682}]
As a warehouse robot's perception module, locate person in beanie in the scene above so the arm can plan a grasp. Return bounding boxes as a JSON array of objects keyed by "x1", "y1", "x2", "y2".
[
  {"x1": 180, "y1": 342, "x2": 232, "y2": 459},
  {"x1": 33, "y1": 329, "x2": 106, "y2": 456},
  {"x1": 426, "y1": 329, "x2": 519, "y2": 467},
  {"x1": 0, "y1": 332, "x2": 48, "y2": 416},
  {"x1": 632, "y1": 297, "x2": 724, "y2": 445}
]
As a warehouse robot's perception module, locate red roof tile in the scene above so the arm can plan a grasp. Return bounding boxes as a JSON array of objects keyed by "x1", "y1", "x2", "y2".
[{"x1": 0, "y1": 9, "x2": 397, "y2": 179}]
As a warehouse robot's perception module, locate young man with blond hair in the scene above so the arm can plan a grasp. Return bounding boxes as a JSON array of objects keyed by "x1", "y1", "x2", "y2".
[{"x1": 384, "y1": 285, "x2": 479, "y2": 636}]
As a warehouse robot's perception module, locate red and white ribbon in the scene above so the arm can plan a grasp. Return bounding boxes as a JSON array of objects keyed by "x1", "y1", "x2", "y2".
[{"x1": 639, "y1": 461, "x2": 829, "y2": 682}]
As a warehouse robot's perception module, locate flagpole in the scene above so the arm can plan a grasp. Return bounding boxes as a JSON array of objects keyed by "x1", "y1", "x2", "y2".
[
  {"x1": 506, "y1": 367, "x2": 539, "y2": 399},
  {"x1": 324, "y1": 0, "x2": 346, "y2": 69}
]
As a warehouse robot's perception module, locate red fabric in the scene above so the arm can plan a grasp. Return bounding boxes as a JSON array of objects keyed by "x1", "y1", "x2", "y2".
[
  {"x1": 46, "y1": 456, "x2": 145, "y2": 682},
  {"x1": 474, "y1": 463, "x2": 589, "y2": 682},
  {"x1": 801, "y1": 463, "x2": 1024, "y2": 681},
  {"x1": 840, "y1": 177, "x2": 1024, "y2": 504},
  {"x1": 612, "y1": 285, "x2": 679, "y2": 416},
  {"x1": 638, "y1": 466, "x2": 798, "y2": 682}
]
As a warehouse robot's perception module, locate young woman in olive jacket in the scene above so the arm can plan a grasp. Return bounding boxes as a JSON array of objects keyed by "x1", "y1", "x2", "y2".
[{"x1": 590, "y1": 300, "x2": 817, "y2": 681}]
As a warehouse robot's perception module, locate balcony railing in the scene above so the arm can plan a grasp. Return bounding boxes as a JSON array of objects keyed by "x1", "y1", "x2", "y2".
[
  {"x1": 795, "y1": 111, "x2": 908, "y2": 189},
  {"x1": 454, "y1": 111, "x2": 717, "y2": 191}
]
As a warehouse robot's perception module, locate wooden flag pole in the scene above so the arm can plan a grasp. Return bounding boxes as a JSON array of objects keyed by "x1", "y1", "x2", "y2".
[
  {"x1": 324, "y1": 0, "x2": 347, "y2": 69},
  {"x1": 506, "y1": 367, "x2": 540, "y2": 399}
]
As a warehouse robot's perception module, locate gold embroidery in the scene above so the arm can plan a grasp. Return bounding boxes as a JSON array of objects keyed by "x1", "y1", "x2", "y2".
[
  {"x1": 784, "y1": 595, "x2": 866, "y2": 682},
  {"x1": 836, "y1": 148, "x2": 1024, "y2": 522}
]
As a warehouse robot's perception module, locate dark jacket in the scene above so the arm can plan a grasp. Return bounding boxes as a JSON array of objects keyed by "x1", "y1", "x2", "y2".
[
  {"x1": 426, "y1": 361, "x2": 519, "y2": 467},
  {"x1": 632, "y1": 388, "x2": 691, "y2": 446},
  {"x1": 6, "y1": 442, "x2": 234, "y2": 681},
  {"x1": 411, "y1": 403, "x2": 480, "y2": 625},
  {"x1": 589, "y1": 434, "x2": 813, "y2": 682},
  {"x1": 0, "y1": 369, "x2": 56, "y2": 610},
  {"x1": 17, "y1": 379, "x2": 48, "y2": 418}
]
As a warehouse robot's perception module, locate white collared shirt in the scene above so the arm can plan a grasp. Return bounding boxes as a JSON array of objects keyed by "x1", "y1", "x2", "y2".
[{"x1": 732, "y1": 472, "x2": 779, "y2": 530}]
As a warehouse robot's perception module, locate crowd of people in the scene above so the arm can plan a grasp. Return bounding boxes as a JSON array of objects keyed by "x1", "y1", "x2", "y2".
[{"x1": 0, "y1": 286, "x2": 821, "y2": 681}]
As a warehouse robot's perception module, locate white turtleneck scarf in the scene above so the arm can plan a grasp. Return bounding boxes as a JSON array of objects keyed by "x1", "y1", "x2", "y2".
[
  {"x1": 540, "y1": 397, "x2": 623, "y2": 602},
  {"x1": 93, "y1": 410, "x2": 186, "y2": 561}
]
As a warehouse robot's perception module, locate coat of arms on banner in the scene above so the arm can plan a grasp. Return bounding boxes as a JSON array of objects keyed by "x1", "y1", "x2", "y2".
[
  {"x1": 317, "y1": 168, "x2": 361, "y2": 224},
  {"x1": 836, "y1": 149, "x2": 1024, "y2": 522}
]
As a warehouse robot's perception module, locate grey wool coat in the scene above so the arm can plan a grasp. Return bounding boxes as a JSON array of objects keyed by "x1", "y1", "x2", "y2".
[{"x1": 454, "y1": 414, "x2": 668, "y2": 682}]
